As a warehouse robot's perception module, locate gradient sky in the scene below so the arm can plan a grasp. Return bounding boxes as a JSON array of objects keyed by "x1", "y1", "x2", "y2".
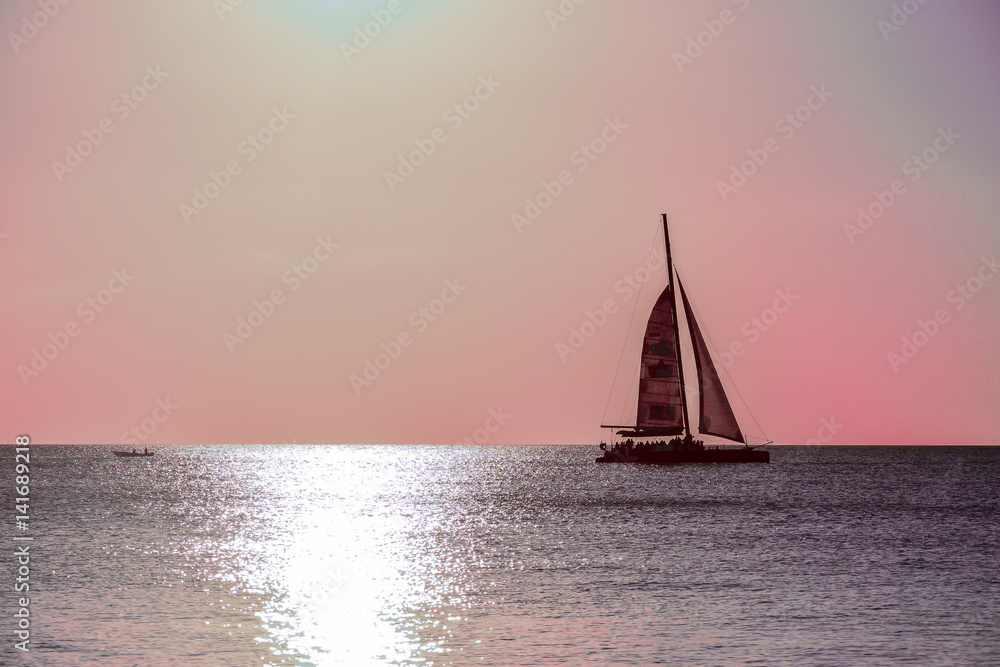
[{"x1": 2, "y1": 1, "x2": 999, "y2": 445}]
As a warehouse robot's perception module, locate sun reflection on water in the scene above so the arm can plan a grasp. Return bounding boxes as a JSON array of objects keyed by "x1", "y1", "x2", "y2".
[{"x1": 213, "y1": 445, "x2": 452, "y2": 665}]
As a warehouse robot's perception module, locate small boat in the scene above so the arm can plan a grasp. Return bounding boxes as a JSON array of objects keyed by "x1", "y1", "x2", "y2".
[
  {"x1": 112, "y1": 450, "x2": 154, "y2": 457},
  {"x1": 597, "y1": 214, "x2": 770, "y2": 465}
]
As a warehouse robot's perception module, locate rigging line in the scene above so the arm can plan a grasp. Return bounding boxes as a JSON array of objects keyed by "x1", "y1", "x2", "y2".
[
  {"x1": 602, "y1": 222, "x2": 662, "y2": 427},
  {"x1": 674, "y1": 265, "x2": 769, "y2": 441},
  {"x1": 618, "y1": 342, "x2": 641, "y2": 426}
]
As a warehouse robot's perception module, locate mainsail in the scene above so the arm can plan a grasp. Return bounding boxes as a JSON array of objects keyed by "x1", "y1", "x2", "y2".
[
  {"x1": 678, "y1": 278, "x2": 745, "y2": 443},
  {"x1": 634, "y1": 284, "x2": 686, "y2": 436}
]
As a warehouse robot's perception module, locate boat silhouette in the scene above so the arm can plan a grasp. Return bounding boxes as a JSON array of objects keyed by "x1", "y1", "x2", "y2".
[{"x1": 597, "y1": 214, "x2": 770, "y2": 465}]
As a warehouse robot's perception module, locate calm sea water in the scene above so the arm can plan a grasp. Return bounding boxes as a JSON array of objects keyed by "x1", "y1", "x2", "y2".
[{"x1": 2, "y1": 445, "x2": 998, "y2": 666}]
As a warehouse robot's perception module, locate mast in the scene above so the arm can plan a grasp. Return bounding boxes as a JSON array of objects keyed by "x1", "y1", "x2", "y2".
[{"x1": 662, "y1": 213, "x2": 691, "y2": 437}]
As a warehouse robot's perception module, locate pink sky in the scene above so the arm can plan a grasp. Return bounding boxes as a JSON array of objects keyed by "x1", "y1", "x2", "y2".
[{"x1": 2, "y1": 1, "x2": 999, "y2": 445}]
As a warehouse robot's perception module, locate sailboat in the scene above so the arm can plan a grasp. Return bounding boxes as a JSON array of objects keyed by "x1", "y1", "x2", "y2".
[{"x1": 596, "y1": 214, "x2": 770, "y2": 464}]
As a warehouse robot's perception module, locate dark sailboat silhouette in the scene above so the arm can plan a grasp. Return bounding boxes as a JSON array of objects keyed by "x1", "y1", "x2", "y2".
[{"x1": 597, "y1": 214, "x2": 769, "y2": 464}]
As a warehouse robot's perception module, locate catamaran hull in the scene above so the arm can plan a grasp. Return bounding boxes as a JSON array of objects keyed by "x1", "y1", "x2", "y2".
[
  {"x1": 595, "y1": 451, "x2": 639, "y2": 463},
  {"x1": 596, "y1": 449, "x2": 769, "y2": 464}
]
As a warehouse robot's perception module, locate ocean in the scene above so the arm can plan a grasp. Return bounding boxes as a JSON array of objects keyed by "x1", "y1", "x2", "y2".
[{"x1": 2, "y1": 445, "x2": 998, "y2": 666}]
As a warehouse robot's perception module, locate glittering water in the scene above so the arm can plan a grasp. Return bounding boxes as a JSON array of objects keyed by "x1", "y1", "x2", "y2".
[{"x1": 2, "y1": 445, "x2": 998, "y2": 666}]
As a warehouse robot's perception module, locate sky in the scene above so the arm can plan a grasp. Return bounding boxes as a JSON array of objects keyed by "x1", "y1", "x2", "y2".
[{"x1": 2, "y1": 0, "x2": 999, "y2": 445}]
